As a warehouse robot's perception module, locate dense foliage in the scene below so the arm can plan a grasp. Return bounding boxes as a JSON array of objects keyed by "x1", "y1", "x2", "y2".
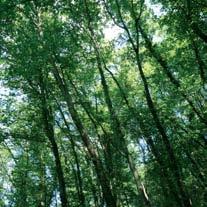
[{"x1": 0, "y1": 0, "x2": 207, "y2": 206}]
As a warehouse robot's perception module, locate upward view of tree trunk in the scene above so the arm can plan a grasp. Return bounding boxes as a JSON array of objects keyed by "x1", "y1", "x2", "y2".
[{"x1": 0, "y1": 0, "x2": 207, "y2": 206}]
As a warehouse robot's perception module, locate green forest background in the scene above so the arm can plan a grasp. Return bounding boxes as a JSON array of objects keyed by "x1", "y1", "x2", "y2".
[{"x1": 0, "y1": 0, "x2": 207, "y2": 206}]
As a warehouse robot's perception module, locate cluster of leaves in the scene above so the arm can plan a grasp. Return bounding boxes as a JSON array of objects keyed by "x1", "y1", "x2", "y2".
[{"x1": 0, "y1": 0, "x2": 207, "y2": 207}]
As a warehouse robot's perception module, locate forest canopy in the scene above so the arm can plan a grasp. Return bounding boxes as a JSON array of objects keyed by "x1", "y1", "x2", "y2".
[{"x1": 0, "y1": 0, "x2": 207, "y2": 206}]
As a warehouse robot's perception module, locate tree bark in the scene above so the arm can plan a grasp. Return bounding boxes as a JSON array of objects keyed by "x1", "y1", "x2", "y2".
[
  {"x1": 56, "y1": 102, "x2": 86, "y2": 207},
  {"x1": 40, "y1": 89, "x2": 69, "y2": 207},
  {"x1": 110, "y1": 1, "x2": 192, "y2": 206},
  {"x1": 139, "y1": 24, "x2": 207, "y2": 126},
  {"x1": 51, "y1": 64, "x2": 117, "y2": 207}
]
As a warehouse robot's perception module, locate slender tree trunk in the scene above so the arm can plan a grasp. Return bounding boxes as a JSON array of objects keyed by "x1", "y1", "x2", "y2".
[
  {"x1": 191, "y1": 39, "x2": 206, "y2": 84},
  {"x1": 38, "y1": 74, "x2": 69, "y2": 207},
  {"x1": 186, "y1": 0, "x2": 207, "y2": 44},
  {"x1": 107, "y1": 1, "x2": 192, "y2": 206},
  {"x1": 134, "y1": 37, "x2": 191, "y2": 207},
  {"x1": 65, "y1": 76, "x2": 120, "y2": 203},
  {"x1": 105, "y1": 66, "x2": 179, "y2": 203},
  {"x1": 139, "y1": 25, "x2": 207, "y2": 126},
  {"x1": 41, "y1": 105, "x2": 69, "y2": 207},
  {"x1": 57, "y1": 104, "x2": 86, "y2": 207},
  {"x1": 91, "y1": 28, "x2": 152, "y2": 207},
  {"x1": 51, "y1": 64, "x2": 117, "y2": 207},
  {"x1": 90, "y1": 31, "x2": 152, "y2": 207},
  {"x1": 185, "y1": 149, "x2": 206, "y2": 187}
]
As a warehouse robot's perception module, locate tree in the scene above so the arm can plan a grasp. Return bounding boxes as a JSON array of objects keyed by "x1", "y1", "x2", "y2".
[{"x1": 0, "y1": 0, "x2": 207, "y2": 206}]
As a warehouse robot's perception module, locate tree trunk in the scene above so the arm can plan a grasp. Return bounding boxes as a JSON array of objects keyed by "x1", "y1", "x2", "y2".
[
  {"x1": 57, "y1": 104, "x2": 86, "y2": 207},
  {"x1": 51, "y1": 64, "x2": 117, "y2": 207},
  {"x1": 38, "y1": 74, "x2": 69, "y2": 207}
]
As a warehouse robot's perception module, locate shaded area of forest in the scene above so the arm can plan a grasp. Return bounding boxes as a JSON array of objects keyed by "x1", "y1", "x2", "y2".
[{"x1": 0, "y1": 0, "x2": 207, "y2": 206}]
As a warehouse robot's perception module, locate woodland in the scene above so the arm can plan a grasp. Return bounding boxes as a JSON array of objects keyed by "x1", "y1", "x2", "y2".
[{"x1": 0, "y1": 0, "x2": 207, "y2": 206}]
